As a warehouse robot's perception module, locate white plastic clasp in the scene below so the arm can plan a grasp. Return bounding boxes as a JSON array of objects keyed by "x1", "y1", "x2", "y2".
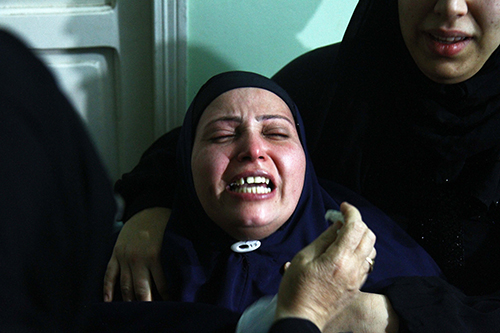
[{"x1": 231, "y1": 240, "x2": 261, "y2": 253}]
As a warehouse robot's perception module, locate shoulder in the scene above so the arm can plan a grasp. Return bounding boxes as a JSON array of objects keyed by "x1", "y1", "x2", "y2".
[
  {"x1": 271, "y1": 43, "x2": 342, "y2": 149},
  {"x1": 272, "y1": 43, "x2": 341, "y2": 87},
  {"x1": 272, "y1": 43, "x2": 341, "y2": 102}
]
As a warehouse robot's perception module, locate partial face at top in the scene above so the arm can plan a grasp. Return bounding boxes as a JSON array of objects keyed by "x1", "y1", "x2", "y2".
[
  {"x1": 399, "y1": 0, "x2": 500, "y2": 84},
  {"x1": 191, "y1": 88, "x2": 306, "y2": 241}
]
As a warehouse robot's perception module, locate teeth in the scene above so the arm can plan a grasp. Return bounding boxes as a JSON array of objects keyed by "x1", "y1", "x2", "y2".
[
  {"x1": 432, "y1": 35, "x2": 467, "y2": 43},
  {"x1": 230, "y1": 176, "x2": 272, "y2": 194},
  {"x1": 233, "y1": 177, "x2": 270, "y2": 185},
  {"x1": 233, "y1": 187, "x2": 272, "y2": 194},
  {"x1": 247, "y1": 176, "x2": 268, "y2": 184}
]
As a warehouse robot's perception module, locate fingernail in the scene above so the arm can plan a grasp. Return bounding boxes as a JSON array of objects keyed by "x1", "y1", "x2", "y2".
[{"x1": 280, "y1": 262, "x2": 291, "y2": 275}]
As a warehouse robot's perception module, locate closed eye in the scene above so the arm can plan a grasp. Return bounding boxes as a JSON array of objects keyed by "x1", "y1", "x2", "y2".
[
  {"x1": 264, "y1": 132, "x2": 289, "y2": 139},
  {"x1": 208, "y1": 130, "x2": 237, "y2": 143},
  {"x1": 262, "y1": 125, "x2": 293, "y2": 140}
]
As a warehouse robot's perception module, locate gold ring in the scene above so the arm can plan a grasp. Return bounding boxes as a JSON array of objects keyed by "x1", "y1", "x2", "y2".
[{"x1": 366, "y1": 257, "x2": 375, "y2": 274}]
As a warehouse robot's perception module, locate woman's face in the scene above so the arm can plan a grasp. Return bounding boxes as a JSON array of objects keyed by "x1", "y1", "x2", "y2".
[
  {"x1": 191, "y1": 88, "x2": 306, "y2": 241},
  {"x1": 399, "y1": 0, "x2": 500, "y2": 84}
]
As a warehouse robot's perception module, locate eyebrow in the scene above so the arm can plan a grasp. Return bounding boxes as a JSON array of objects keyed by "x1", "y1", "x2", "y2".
[
  {"x1": 204, "y1": 114, "x2": 295, "y2": 127},
  {"x1": 257, "y1": 114, "x2": 295, "y2": 125}
]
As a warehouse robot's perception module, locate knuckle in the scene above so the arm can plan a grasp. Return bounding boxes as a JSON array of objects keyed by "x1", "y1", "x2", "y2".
[
  {"x1": 120, "y1": 284, "x2": 133, "y2": 295},
  {"x1": 352, "y1": 219, "x2": 368, "y2": 232},
  {"x1": 134, "y1": 288, "x2": 150, "y2": 301},
  {"x1": 103, "y1": 270, "x2": 115, "y2": 283},
  {"x1": 291, "y1": 251, "x2": 309, "y2": 266},
  {"x1": 345, "y1": 219, "x2": 365, "y2": 235},
  {"x1": 368, "y1": 230, "x2": 377, "y2": 244}
]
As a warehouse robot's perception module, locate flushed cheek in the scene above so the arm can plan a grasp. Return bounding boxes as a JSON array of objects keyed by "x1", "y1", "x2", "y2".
[
  {"x1": 277, "y1": 151, "x2": 306, "y2": 200},
  {"x1": 192, "y1": 150, "x2": 229, "y2": 198}
]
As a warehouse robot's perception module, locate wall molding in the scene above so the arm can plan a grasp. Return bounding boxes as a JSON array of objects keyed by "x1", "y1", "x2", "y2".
[{"x1": 154, "y1": 0, "x2": 187, "y2": 138}]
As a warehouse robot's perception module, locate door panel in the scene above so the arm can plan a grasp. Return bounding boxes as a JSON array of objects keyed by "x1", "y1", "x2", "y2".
[
  {"x1": 39, "y1": 49, "x2": 119, "y2": 178},
  {"x1": 0, "y1": 1, "x2": 154, "y2": 180},
  {"x1": 0, "y1": 1, "x2": 111, "y2": 6}
]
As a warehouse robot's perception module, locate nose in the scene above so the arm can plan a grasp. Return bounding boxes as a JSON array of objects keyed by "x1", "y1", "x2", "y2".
[
  {"x1": 236, "y1": 131, "x2": 266, "y2": 162},
  {"x1": 434, "y1": 0, "x2": 468, "y2": 18}
]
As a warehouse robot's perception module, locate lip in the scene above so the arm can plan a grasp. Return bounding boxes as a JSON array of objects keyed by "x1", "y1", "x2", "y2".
[
  {"x1": 425, "y1": 29, "x2": 472, "y2": 57},
  {"x1": 226, "y1": 170, "x2": 276, "y2": 199}
]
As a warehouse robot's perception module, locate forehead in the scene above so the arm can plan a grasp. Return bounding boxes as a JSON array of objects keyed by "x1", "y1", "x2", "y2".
[{"x1": 200, "y1": 87, "x2": 293, "y2": 121}]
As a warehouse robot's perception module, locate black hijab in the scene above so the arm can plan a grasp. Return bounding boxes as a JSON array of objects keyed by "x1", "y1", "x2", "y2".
[
  {"x1": 312, "y1": 0, "x2": 500, "y2": 292},
  {"x1": 161, "y1": 71, "x2": 441, "y2": 313}
]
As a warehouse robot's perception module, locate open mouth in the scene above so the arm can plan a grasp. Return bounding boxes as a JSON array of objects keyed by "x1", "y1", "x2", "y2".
[
  {"x1": 229, "y1": 176, "x2": 274, "y2": 194},
  {"x1": 429, "y1": 33, "x2": 471, "y2": 44}
]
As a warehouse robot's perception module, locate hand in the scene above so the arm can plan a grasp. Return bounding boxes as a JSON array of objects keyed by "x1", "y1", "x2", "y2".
[
  {"x1": 275, "y1": 202, "x2": 376, "y2": 331},
  {"x1": 323, "y1": 292, "x2": 399, "y2": 333},
  {"x1": 103, "y1": 207, "x2": 171, "y2": 302}
]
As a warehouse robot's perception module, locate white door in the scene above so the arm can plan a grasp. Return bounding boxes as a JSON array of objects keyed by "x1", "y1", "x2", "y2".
[{"x1": 0, "y1": 0, "x2": 156, "y2": 181}]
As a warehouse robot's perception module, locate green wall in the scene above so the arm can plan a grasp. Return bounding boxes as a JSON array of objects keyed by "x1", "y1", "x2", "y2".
[{"x1": 186, "y1": 0, "x2": 357, "y2": 102}]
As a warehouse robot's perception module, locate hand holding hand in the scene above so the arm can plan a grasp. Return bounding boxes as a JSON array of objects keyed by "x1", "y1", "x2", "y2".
[{"x1": 275, "y1": 202, "x2": 376, "y2": 331}]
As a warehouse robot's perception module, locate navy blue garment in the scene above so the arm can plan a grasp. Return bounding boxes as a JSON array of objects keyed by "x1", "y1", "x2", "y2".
[{"x1": 161, "y1": 71, "x2": 442, "y2": 314}]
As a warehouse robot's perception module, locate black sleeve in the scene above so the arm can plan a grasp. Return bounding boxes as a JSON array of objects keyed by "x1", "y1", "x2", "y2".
[
  {"x1": 269, "y1": 318, "x2": 321, "y2": 333},
  {"x1": 384, "y1": 277, "x2": 500, "y2": 333},
  {"x1": 116, "y1": 43, "x2": 341, "y2": 221},
  {"x1": 272, "y1": 42, "x2": 341, "y2": 153},
  {"x1": 114, "y1": 127, "x2": 181, "y2": 221},
  {"x1": 0, "y1": 28, "x2": 116, "y2": 331}
]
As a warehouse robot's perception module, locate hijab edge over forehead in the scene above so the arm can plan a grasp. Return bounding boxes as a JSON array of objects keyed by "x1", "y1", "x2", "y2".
[{"x1": 188, "y1": 71, "x2": 301, "y2": 136}]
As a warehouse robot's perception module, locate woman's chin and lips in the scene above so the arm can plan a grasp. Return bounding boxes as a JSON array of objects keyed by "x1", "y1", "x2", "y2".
[
  {"x1": 408, "y1": 29, "x2": 493, "y2": 84},
  {"x1": 399, "y1": 0, "x2": 500, "y2": 85},
  {"x1": 200, "y1": 176, "x2": 304, "y2": 241}
]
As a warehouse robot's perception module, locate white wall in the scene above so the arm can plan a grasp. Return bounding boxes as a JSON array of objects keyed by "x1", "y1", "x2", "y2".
[{"x1": 186, "y1": 0, "x2": 357, "y2": 102}]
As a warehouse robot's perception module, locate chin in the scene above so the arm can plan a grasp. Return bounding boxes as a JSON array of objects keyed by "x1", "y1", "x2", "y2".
[
  {"x1": 421, "y1": 60, "x2": 477, "y2": 84},
  {"x1": 227, "y1": 220, "x2": 282, "y2": 241}
]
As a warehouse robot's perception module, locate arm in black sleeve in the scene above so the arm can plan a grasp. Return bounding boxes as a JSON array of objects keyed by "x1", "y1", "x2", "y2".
[
  {"x1": 384, "y1": 276, "x2": 500, "y2": 333},
  {"x1": 0, "y1": 28, "x2": 116, "y2": 331},
  {"x1": 272, "y1": 42, "x2": 340, "y2": 153},
  {"x1": 269, "y1": 318, "x2": 321, "y2": 333},
  {"x1": 115, "y1": 127, "x2": 180, "y2": 221}
]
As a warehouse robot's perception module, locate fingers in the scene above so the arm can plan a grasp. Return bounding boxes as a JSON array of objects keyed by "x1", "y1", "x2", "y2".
[
  {"x1": 322, "y1": 202, "x2": 376, "y2": 284},
  {"x1": 103, "y1": 255, "x2": 119, "y2": 302},
  {"x1": 129, "y1": 264, "x2": 154, "y2": 301},
  {"x1": 297, "y1": 221, "x2": 343, "y2": 263},
  {"x1": 103, "y1": 208, "x2": 170, "y2": 302},
  {"x1": 276, "y1": 203, "x2": 376, "y2": 331},
  {"x1": 105, "y1": 249, "x2": 157, "y2": 302},
  {"x1": 339, "y1": 202, "x2": 376, "y2": 257},
  {"x1": 361, "y1": 248, "x2": 377, "y2": 284},
  {"x1": 340, "y1": 202, "x2": 362, "y2": 224},
  {"x1": 119, "y1": 263, "x2": 135, "y2": 301},
  {"x1": 325, "y1": 202, "x2": 366, "y2": 256},
  {"x1": 114, "y1": 257, "x2": 163, "y2": 302},
  {"x1": 151, "y1": 259, "x2": 169, "y2": 301}
]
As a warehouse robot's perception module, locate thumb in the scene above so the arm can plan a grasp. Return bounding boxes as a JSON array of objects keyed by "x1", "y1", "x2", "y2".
[{"x1": 298, "y1": 222, "x2": 342, "y2": 262}]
